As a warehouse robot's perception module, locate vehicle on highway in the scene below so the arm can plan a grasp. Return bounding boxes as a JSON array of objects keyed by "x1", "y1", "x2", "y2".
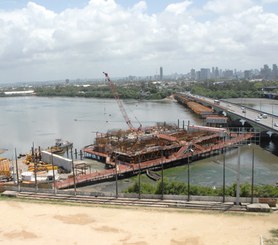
[
  {"x1": 274, "y1": 123, "x2": 278, "y2": 127},
  {"x1": 255, "y1": 118, "x2": 260, "y2": 121}
]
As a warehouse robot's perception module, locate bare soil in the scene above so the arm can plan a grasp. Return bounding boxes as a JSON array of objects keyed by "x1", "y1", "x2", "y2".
[{"x1": 0, "y1": 199, "x2": 277, "y2": 245}]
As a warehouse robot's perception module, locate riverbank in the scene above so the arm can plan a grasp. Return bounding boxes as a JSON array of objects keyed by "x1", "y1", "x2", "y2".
[
  {"x1": 0, "y1": 199, "x2": 277, "y2": 244},
  {"x1": 1, "y1": 96, "x2": 278, "y2": 189}
]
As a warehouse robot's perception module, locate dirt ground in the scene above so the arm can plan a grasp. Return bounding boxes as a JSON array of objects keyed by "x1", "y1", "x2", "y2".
[{"x1": 0, "y1": 199, "x2": 277, "y2": 245}]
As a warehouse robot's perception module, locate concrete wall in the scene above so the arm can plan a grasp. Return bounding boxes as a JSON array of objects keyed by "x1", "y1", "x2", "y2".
[{"x1": 41, "y1": 151, "x2": 72, "y2": 172}]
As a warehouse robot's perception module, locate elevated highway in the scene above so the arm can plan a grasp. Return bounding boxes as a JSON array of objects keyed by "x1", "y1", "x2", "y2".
[{"x1": 176, "y1": 93, "x2": 278, "y2": 139}]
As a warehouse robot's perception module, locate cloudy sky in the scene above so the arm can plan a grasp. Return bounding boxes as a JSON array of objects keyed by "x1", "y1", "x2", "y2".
[{"x1": 0, "y1": 0, "x2": 278, "y2": 83}]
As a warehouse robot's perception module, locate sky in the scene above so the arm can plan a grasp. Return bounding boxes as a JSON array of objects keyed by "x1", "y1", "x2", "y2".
[{"x1": 0, "y1": 0, "x2": 278, "y2": 83}]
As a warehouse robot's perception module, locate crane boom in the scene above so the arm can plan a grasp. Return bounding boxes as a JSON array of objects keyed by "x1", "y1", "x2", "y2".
[{"x1": 103, "y1": 72, "x2": 136, "y2": 131}]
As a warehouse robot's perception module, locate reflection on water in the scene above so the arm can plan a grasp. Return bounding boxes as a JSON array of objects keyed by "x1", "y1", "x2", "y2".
[
  {"x1": 260, "y1": 140, "x2": 278, "y2": 156},
  {"x1": 1, "y1": 96, "x2": 278, "y2": 192}
]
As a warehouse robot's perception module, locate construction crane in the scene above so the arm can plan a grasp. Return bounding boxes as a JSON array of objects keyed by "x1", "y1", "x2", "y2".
[{"x1": 103, "y1": 72, "x2": 141, "y2": 131}]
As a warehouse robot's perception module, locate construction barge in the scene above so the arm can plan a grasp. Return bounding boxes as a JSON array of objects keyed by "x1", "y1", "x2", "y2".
[{"x1": 55, "y1": 123, "x2": 254, "y2": 189}]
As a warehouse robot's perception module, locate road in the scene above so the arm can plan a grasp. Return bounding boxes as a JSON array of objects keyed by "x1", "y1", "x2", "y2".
[{"x1": 186, "y1": 93, "x2": 278, "y2": 131}]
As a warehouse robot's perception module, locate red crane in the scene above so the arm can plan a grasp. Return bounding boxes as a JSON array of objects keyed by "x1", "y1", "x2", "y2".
[{"x1": 103, "y1": 72, "x2": 141, "y2": 131}]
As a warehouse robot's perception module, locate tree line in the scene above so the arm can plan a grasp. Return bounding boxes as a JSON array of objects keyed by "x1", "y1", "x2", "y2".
[{"x1": 1, "y1": 79, "x2": 278, "y2": 100}]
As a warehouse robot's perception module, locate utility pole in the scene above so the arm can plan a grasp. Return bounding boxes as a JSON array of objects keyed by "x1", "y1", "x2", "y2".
[
  {"x1": 51, "y1": 152, "x2": 56, "y2": 195},
  {"x1": 115, "y1": 155, "x2": 118, "y2": 198},
  {"x1": 222, "y1": 147, "x2": 226, "y2": 203},
  {"x1": 161, "y1": 149, "x2": 164, "y2": 200},
  {"x1": 15, "y1": 148, "x2": 20, "y2": 192},
  {"x1": 138, "y1": 156, "x2": 141, "y2": 199},
  {"x1": 34, "y1": 161, "x2": 38, "y2": 193},
  {"x1": 236, "y1": 147, "x2": 241, "y2": 206},
  {"x1": 272, "y1": 104, "x2": 274, "y2": 128},
  {"x1": 187, "y1": 154, "x2": 190, "y2": 201},
  {"x1": 251, "y1": 147, "x2": 255, "y2": 204},
  {"x1": 71, "y1": 149, "x2": 76, "y2": 196}
]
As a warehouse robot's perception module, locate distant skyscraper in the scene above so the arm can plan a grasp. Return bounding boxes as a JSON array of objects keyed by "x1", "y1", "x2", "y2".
[
  {"x1": 211, "y1": 67, "x2": 215, "y2": 79},
  {"x1": 196, "y1": 71, "x2": 201, "y2": 81},
  {"x1": 215, "y1": 67, "x2": 219, "y2": 78},
  {"x1": 272, "y1": 64, "x2": 278, "y2": 79},
  {"x1": 260, "y1": 64, "x2": 271, "y2": 80},
  {"x1": 244, "y1": 70, "x2": 251, "y2": 80},
  {"x1": 223, "y1": 70, "x2": 233, "y2": 79},
  {"x1": 200, "y1": 68, "x2": 210, "y2": 80},
  {"x1": 159, "y1": 67, "x2": 163, "y2": 80},
  {"x1": 190, "y1": 69, "x2": 196, "y2": 80}
]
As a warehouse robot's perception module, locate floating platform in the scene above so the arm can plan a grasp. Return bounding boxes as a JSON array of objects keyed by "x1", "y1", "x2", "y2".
[{"x1": 56, "y1": 124, "x2": 254, "y2": 189}]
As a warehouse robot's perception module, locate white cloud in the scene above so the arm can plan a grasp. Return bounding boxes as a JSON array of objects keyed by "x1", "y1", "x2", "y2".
[
  {"x1": 0, "y1": 0, "x2": 278, "y2": 82},
  {"x1": 165, "y1": 1, "x2": 192, "y2": 15},
  {"x1": 130, "y1": 1, "x2": 147, "y2": 12},
  {"x1": 262, "y1": 0, "x2": 278, "y2": 3},
  {"x1": 204, "y1": 0, "x2": 254, "y2": 14}
]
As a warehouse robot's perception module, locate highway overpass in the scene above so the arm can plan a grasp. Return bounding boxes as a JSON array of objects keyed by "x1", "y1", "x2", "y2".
[{"x1": 176, "y1": 93, "x2": 278, "y2": 139}]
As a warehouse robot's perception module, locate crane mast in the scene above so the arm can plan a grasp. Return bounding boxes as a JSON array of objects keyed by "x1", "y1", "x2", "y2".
[{"x1": 103, "y1": 72, "x2": 136, "y2": 131}]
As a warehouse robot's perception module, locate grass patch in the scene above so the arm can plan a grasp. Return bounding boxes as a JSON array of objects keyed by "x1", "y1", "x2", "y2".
[
  {"x1": 270, "y1": 229, "x2": 278, "y2": 238},
  {"x1": 265, "y1": 229, "x2": 278, "y2": 245}
]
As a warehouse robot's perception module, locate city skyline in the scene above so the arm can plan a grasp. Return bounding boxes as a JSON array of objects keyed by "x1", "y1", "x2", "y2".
[{"x1": 0, "y1": 0, "x2": 278, "y2": 83}]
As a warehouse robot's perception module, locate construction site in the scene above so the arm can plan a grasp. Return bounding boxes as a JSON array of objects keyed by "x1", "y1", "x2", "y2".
[
  {"x1": 0, "y1": 74, "x2": 257, "y2": 190},
  {"x1": 82, "y1": 75, "x2": 253, "y2": 171},
  {"x1": 55, "y1": 74, "x2": 255, "y2": 189}
]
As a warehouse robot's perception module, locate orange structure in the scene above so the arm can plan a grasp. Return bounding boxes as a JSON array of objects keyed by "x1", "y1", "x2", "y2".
[
  {"x1": 54, "y1": 124, "x2": 255, "y2": 189},
  {"x1": 55, "y1": 90, "x2": 256, "y2": 189}
]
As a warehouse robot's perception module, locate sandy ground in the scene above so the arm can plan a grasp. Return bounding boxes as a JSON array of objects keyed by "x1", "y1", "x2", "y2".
[{"x1": 0, "y1": 199, "x2": 277, "y2": 245}]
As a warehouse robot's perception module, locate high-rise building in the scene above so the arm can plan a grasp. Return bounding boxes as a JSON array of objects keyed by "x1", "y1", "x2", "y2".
[
  {"x1": 200, "y1": 68, "x2": 210, "y2": 80},
  {"x1": 272, "y1": 64, "x2": 278, "y2": 79},
  {"x1": 211, "y1": 67, "x2": 215, "y2": 79},
  {"x1": 215, "y1": 67, "x2": 219, "y2": 78},
  {"x1": 260, "y1": 64, "x2": 271, "y2": 80},
  {"x1": 159, "y1": 67, "x2": 163, "y2": 80},
  {"x1": 244, "y1": 70, "x2": 251, "y2": 80},
  {"x1": 223, "y1": 70, "x2": 233, "y2": 79},
  {"x1": 190, "y1": 69, "x2": 196, "y2": 80}
]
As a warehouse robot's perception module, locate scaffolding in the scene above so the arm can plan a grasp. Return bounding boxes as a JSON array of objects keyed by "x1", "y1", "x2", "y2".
[{"x1": 84, "y1": 123, "x2": 256, "y2": 168}]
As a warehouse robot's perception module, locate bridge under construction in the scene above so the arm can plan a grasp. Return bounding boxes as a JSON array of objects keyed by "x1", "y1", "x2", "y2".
[{"x1": 56, "y1": 123, "x2": 255, "y2": 189}]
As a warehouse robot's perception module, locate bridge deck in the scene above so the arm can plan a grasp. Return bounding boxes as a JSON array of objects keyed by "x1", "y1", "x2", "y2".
[{"x1": 175, "y1": 93, "x2": 278, "y2": 132}]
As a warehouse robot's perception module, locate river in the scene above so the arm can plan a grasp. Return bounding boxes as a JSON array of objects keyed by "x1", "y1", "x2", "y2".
[{"x1": 0, "y1": 96, "x2": 277, "y2": 192}]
